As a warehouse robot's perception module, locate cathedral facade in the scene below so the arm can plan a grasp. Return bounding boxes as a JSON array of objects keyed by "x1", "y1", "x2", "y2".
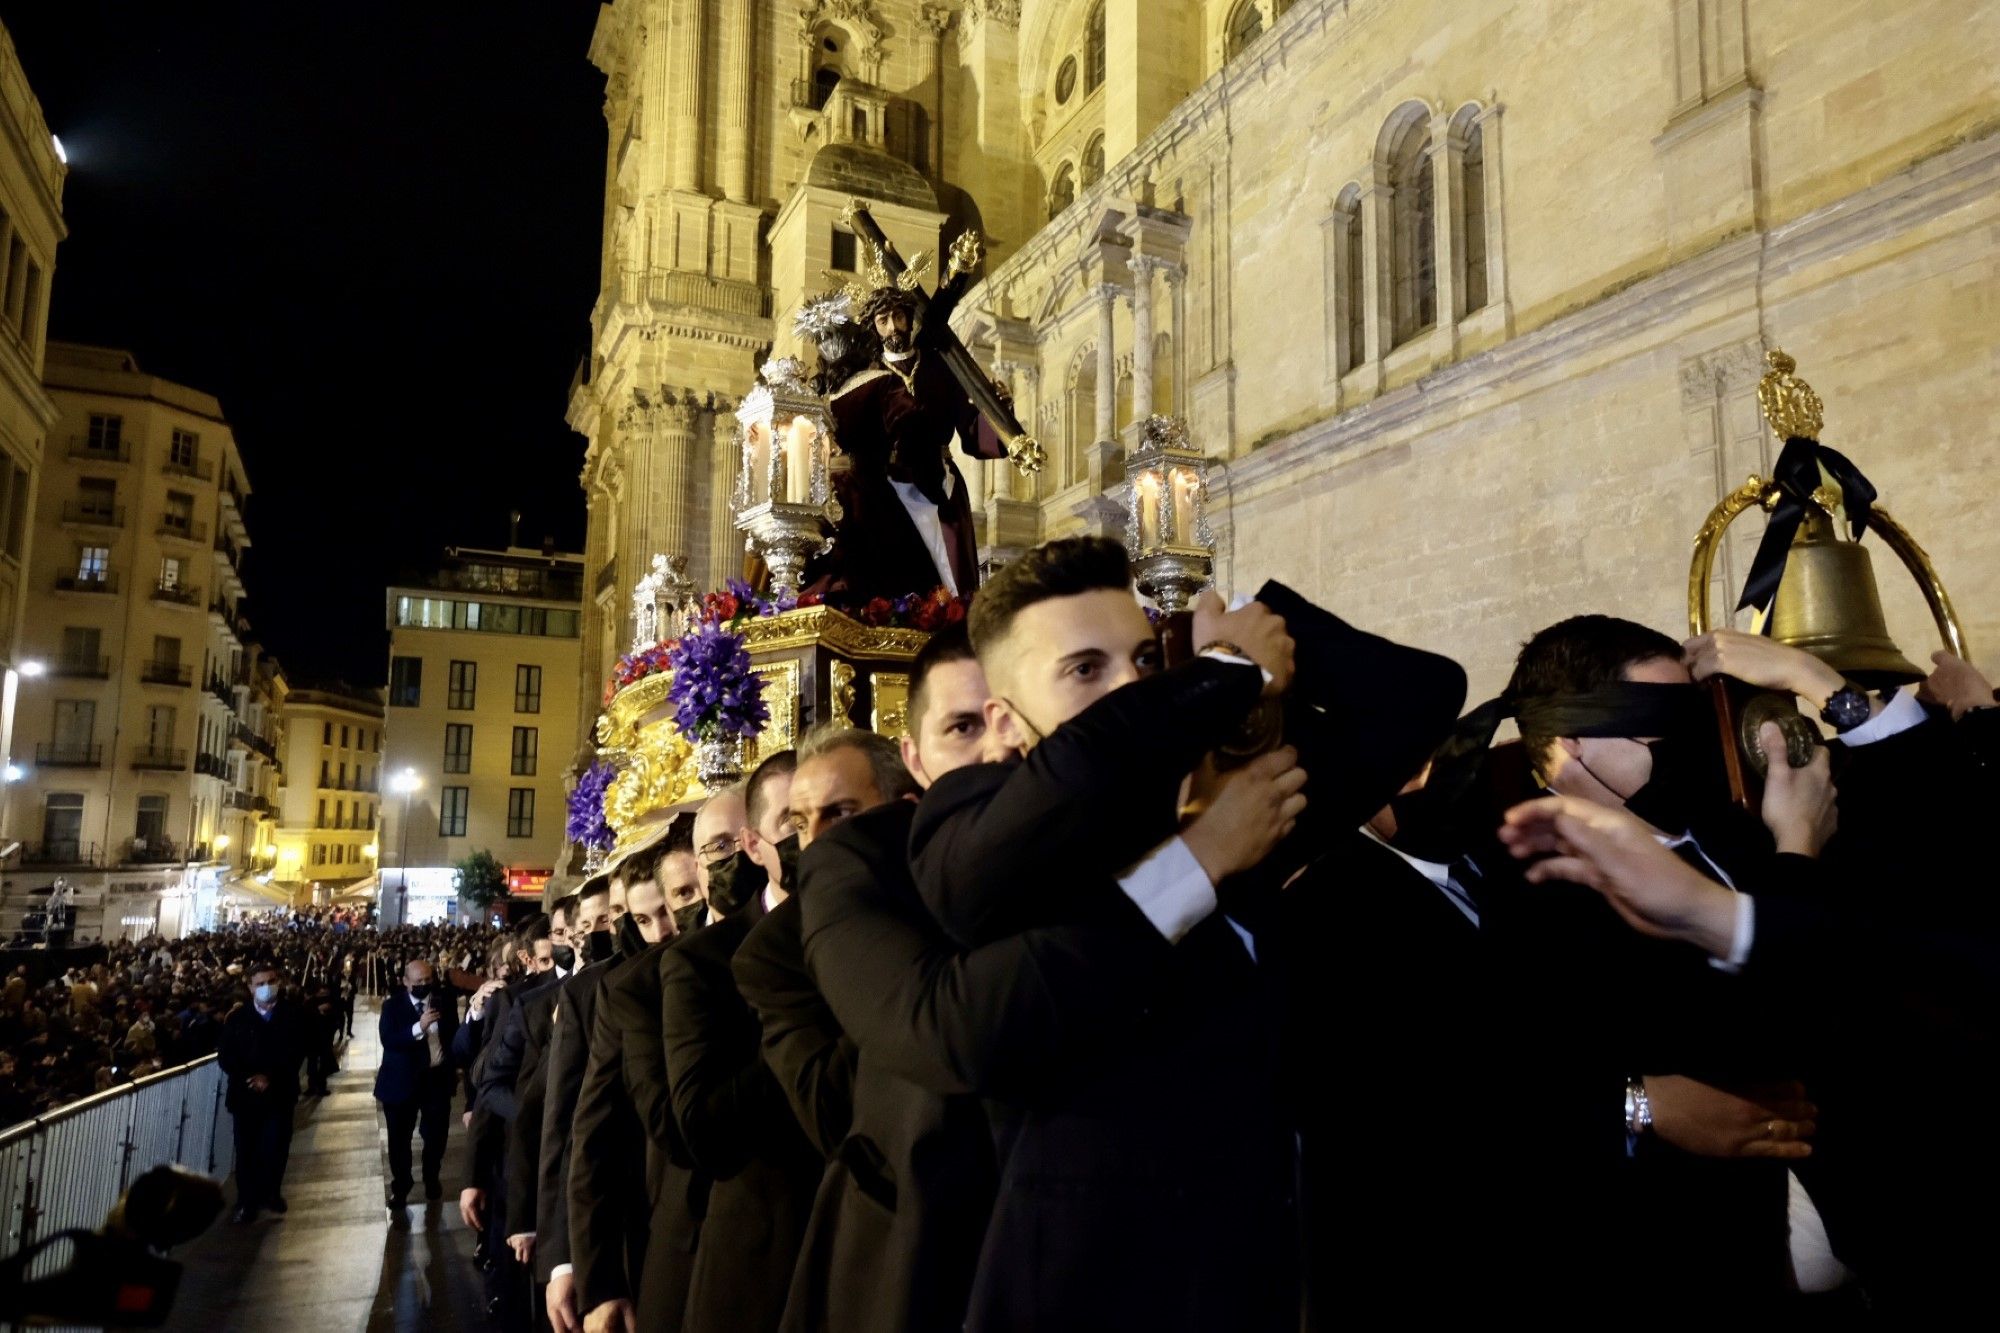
[{"x1": 568, "y1": 0, "x2": 2000, "y2": 743}]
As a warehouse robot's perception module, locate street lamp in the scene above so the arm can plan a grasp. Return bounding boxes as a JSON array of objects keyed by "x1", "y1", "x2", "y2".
[
  {"x1": 16, "y1": 661, "x2": 43, "y2": 679},
  {"x1": 391, "y1": 768, "x2": 419, "y2": 925}
]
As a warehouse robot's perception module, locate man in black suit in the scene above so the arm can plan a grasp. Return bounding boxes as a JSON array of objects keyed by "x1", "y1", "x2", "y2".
[
  {"x1": 568, "y1": 833, "x2": 681, "y2": 1333},
  {"x1": 790, "y1": 625, "x2": 1178, "y2": 1332},
  {"x1": 217, "y1": 961, "x2": 307, "y2": 1223},
  {"x1": 659, "y1": 779, "x2": 824, "y2": 1333},
  {"x1": 592, "y1": 828, "x2": 708, "y2": 1331},
  {"x1": 537, "y1": 873, "x2": 624, "y2": 1333},
  {"x1": 502, "y1": 896, "x2": 579, "y2": 1319},
  {"x1": 908, "y1": 538, "x2": 1317, "y2": 1332},
  {"x1": 374, "y1": 954, "x2": 460, "y2": 1209}
]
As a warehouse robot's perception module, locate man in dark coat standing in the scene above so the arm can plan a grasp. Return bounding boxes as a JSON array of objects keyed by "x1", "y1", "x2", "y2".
[
  {"x1": 217, "y1": 961, "x2": 307, "y2": 1223},
  {"x1": 374, "y1": 954, "x2": 460, "y2": 1209}
]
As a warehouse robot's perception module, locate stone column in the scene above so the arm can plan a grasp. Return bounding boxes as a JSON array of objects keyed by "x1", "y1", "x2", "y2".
[
  {"x1": 1128, "y1": 257, "x2": 1160, "y2": 423},
  {"x1": 919, "y1": 5, "x2": 952, "y2": 176},
  {"x1": 617, "y1": 401, "x2": 658, "y2": 620},
  {"x1": 1093, "y1": 283, "x2": 1118, "y2": 445},
  {"x1": 657, "y1": 394, "x2": 699, "y2": 560},
  {"x1": 719, "y1": 0, "x2": 754, "y2": 202},
  {"x1": 668, "y1": 0, "x2": 706, "y2": 193},
  {"x1": 1166, "y1": 263, "x2": 1187, "y2": 413},
  {"x1": 707, "y1": 400, "x2": 742, "y2": 590}
]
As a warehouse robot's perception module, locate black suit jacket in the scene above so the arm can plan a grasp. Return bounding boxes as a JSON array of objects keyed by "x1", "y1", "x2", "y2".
[
  {"x1": 908, "y1": 671, "x2": 1297, "y2": 1333},
  {"x1": 536, "y1": 961, "x2": 614, "y2": 1282},
  {"x1": 217, "y1": 1001, "x2": 307, "y2": 1113},
  {"x1": 470, "y1": 971, "x2": 559, "y2": 1190},
  {"x1": 661, "y1": 899, "x2": 821, "y2": 1333},
  {"x1": 1280, "y1": 833, "x2": 1484, "y2": 1324},
  {"x1": 504, "y1": 978, "x2": 562, "y2": 1240},
  {"x1": 374, "y1": 988, "x2": 460, "y2": 1106},
  {"x1": 602, "y1": 937, "x2": 708, "y2": 1330},
  {"x1": 569, "y1": 950, "x2": 656, "y2": 1314},
  {"x1": 790, "y1": 801, "x2": 1174, "y2": 1333},
  {"x1": 733, "y1": 896, "x2": 855, "y2": 1160}
]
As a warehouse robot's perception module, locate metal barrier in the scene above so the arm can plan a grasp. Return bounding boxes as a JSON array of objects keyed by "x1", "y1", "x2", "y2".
[{"x1": 0, "y1": 1057, "x2": 233, "y2": 1289}]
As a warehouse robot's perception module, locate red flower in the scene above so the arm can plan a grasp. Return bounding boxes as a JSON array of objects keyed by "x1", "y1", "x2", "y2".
[
  {"x1": 910, "y1": 599, "x2": 942, "y2": 631},
  {"x1": 798, "y1": 590, "x2": 823, "y2": 608},
  {"x1": 943, "y1": 598, "x2": 967, "y2": 625},
  {"x1": 860, "y1": 596, "x2": 894, "y2": 626},
  {"x1": 704, "y1": 591, "x2": 741, "y2": 624}
]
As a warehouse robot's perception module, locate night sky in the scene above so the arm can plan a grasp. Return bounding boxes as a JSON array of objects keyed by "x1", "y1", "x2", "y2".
[{"x1": 3, "y1": 1, "x2": 606, "y2": 685}]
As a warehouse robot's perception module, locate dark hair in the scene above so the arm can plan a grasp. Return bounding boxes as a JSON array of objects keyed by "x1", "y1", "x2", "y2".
[
  {"x1": 1508, "y1": 614, "x2": 1685, "y2": 778},
  {"x1": 968, "y1": 537, "x2": 1132, "y2": 660},
  {"x1": 797, "y1": 725, "x2": 920, "y2": 803},
  {"x1": 908, "y1": 623, "x2": 979, "y2": 735},
  {"x1": 248, "y1": 961, "x2": 280, "y2": 981},
  {"x1": 515, "y1": 913, "x2": 552, "y2": 950},
  {"x1": 550, "y1": 892, "x2": 580, "y2": 927},
  {"x1": 746, "y1": 751, "x2": 800, "y2": 833},
  {"x1": 857, "y1": 284, "x2": 921, "y2": 327},
  {"x1": 621, "y1": 842, "x2": 665, "y2": 889}
]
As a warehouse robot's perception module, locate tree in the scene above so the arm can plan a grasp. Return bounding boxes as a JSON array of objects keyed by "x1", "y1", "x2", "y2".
[{"x1": 453, "y1": 849, "x2": 507, "y2": 911}]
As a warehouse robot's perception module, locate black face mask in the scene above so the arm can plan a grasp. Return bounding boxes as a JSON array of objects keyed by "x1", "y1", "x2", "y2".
[
  {"x1": 1385, "y1": 786, "x2": 1468, "y2": 865},
  {"x1": 704, "y1": 851, "x2": 768, "y2": 918},
  {"x1": 551, "y1": 945, "x2": 576, "y2": 972},
  {"x1": 672, "y1": 901, "x2": 707, "y2": 936},
  {"x1": 1609, "y1": 728, "x2": 1730, "y2": 837},
  {"x1": 583, "y1": 929, "x2": 616, "y2": 965},
  {"x1": 772, "y1": 835, "x2": 803, "y2": 893},
  {"x1": 615, "y1": 913, "x2": 645, "y2": 958},
  {"x1": 409, "y1": 984, "x2": 431, "y2": 1002}
]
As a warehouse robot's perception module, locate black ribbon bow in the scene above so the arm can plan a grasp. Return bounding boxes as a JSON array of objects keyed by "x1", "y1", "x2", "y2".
[{"x1": 1734, "y1": 435, "x2": 1878, "y2": 621}]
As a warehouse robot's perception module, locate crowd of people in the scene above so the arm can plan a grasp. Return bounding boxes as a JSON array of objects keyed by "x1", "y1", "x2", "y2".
[{"x1": 407, "y1": 534, "x2": 1999, "y2": 1331}]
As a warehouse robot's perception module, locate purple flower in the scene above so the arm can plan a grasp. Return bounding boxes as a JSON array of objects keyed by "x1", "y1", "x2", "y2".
[
  {"x1": 666, "y1": 623, "x2": 769, "y2": 741},
  {"x1": 566, "y1": 761, "x2": 617, "y2": 851}
]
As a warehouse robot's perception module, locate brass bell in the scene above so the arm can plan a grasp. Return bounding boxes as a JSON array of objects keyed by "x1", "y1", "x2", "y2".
[{"x1": 1766, "y1": 508, "x2": 1925, "y2": 687}]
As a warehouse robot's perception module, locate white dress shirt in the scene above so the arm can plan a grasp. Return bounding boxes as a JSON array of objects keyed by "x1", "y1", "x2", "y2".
[{"x1": 1357, "y1": 826, "x2": 1480, "y2": 925}]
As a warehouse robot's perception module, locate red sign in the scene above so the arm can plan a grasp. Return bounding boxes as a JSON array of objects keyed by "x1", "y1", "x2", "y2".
[{"x1": 506, "y1": 867, "x2": 552, "y2": 898}]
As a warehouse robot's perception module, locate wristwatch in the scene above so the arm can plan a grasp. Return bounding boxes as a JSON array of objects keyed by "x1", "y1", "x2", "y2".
[
  {"x1": 1819, "y1": 681, "x2": 1873, "y2": 732},
  {"x1": 1624, "y1": 1075, "x2": 1653, "y2": 1157}
]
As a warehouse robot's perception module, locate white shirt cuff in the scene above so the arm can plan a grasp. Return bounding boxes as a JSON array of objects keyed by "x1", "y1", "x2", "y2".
[
  {"x1": 1115, "y1": 836, "x2": 1218, "y2": 944},
  {"x1": 551, "y1": 1263, "x2": 573, "y2": 1279},
  {"x1": 412, "y1": 1022, "x2": 426, "y2": 1038},
  {"x1": 1708, "y1": 894, "x2": 1756, "y2": 972},
  {"x1": 1838, "y1": 686, "x2": 1923, "y2": 746},
  {"x1": 1198, "y1": 646, "x2": 1272, "y2": 685}
]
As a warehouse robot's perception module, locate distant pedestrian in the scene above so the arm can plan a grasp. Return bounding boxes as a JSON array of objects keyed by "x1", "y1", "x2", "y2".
[{"x1": 217, "y1": 962, "x2": 307, "y2": 1223}]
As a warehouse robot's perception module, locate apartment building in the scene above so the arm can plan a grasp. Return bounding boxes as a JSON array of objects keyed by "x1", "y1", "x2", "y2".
[{"x1": 274, "y1": 682, "x2": 384, "y2": 899}]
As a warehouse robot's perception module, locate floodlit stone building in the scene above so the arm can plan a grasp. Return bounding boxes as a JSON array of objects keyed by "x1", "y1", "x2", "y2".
[{"x1": 568, "y1": 0, "x2": 2000, "y2": 724}]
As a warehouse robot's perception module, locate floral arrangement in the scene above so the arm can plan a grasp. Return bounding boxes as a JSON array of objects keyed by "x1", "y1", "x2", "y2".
[
  {"x1": 665, "y1": 620, "x2": 770, "y2": 740},
  {"x1": 565, "y1": 761, "x2": 617, "y2": 854},
  {"x1": 841, "y1": 586, "x2": 969, "y2": 632},
  {"x1": 605, "y1": 579, "x2": 966, "y2": 703}
]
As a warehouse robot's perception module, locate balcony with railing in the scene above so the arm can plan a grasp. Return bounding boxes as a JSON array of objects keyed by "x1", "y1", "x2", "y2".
[
  {"x1": 34, "y1": 741, "x2": 101, "y2": 767},
  {"x1": 162, "y1": 455, "x2": 216, "y2": 482},
  {"x1": 206, "y1": 673, "x2": 234, "y2": 705},
  {"x1": 156, "y1": 515, "x2": 210, "y2": 545},
  {"x1": 139, "y1": 660, "x2": 193, "y2": 687},
  {"x1": 227, "y1": 789, "x2": 254, "y2": 812},
  {"x1": 195, "y1": 751, "x2": 227, "y2": 778},
  {"x1": 67, "y1": 434, "x2": 131, "y2": 464},
  {"x1": 54, "y1": 571, "x2": 118, "y2": 594},
  {"x1": 130, "y1": 746, "x2": 188, "y2": 771},
  {"x1": 19, "y1": 841, "x2": 101, "y2": 867},
  {"x1": 50, "y1": 656, "x2": 110, "y2": 679},
  {"x1": 59, "y1": 501, "x2": 125, "y2": 528},
  {"x1": 150, "y1": 580, "x2": 202, "y2": 608},
  {"x1": 123, "y1": 836, "x2": 183, "y2": 864}
]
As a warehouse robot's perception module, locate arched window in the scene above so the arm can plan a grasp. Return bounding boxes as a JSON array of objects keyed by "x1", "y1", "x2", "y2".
[
  {"x1": 1115, "y1": 369, "x2": 1134, "y2": 433},
  {"x1": 1048, "y1": 162, "x2": 1077, "y2": 219},
  {"x1": 1460, "y1": 119, "x2": 1489, "y2": 314},
  {"x1": 812, "y1": 65, "x2": 841, "y2": 110},
  {"x1": 1084, "y1": 3, "x2": 1107, "y2": 93},
  {"x1": 1226, "y1": 2, "x2": 1265, "y2": 60},
  {"x1": 1080, "y1": 133, "x2": 1106, "y2": 188},
  {"x1": 1387, "y1": 119, "x2": 1436, "y2": 346}
]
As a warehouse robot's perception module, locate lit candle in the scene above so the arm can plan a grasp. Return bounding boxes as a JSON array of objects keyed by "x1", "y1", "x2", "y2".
[
  {"x1": 1171, "y1": 470, "x2": 1199, "y2": 547},
  {"x1": 785, "y1": 417, "x2": 814, "y2": 504},
  {"x1": 748, "y1": 422, "x2": 773, "y2": 506},
  {"x1": 1137, "y1": 473, "x2": 1161, "y2": 551}
]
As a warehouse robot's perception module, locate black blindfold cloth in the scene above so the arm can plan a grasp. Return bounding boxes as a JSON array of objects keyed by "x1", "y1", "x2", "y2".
[{"x1": 1427, "y1": 682, "x2": 1706, "y2": 807}]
